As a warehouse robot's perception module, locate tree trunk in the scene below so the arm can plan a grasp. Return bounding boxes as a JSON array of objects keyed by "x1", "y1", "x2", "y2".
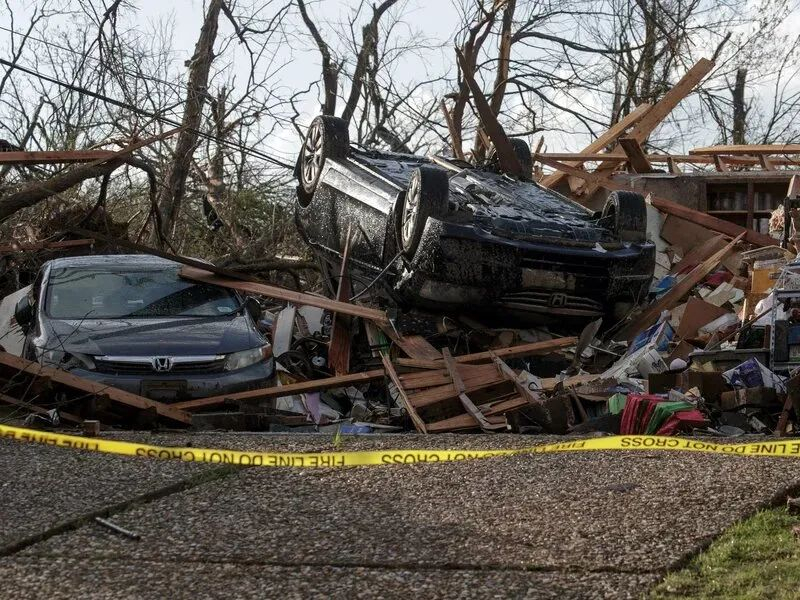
[
  {"x1": 732, "y1": 67, "x2": 747, "y2": 145},
  {"x1": 155, "y1": 0, "x2": 223, "y2": 243}
]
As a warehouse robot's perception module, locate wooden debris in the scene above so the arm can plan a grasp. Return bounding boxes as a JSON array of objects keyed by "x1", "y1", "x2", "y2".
[
  {"x1": 180, "y1": 266, "x2": 390, "y2": 325},
  {"x1": 442, "y1": 348, "x2": 504, "y2": 431},
  {"x1": 540, "y1": 102, "x2": 653, "y2": 189},
  {"x1": 0, "y1": 352, "x2": 190, "y2": 425},
  {"x1": 171, "y1": 369, "x2": 387, "y2": 411},
  {"x1": 328, "y1": 227, "x2": 354, "y2": 375},
  {"x1": 615, "y1": 233, "x2": 744, "y2": 342},
  {"x1": 618, "y1": 137, "x2": 652, "y2": 173}
]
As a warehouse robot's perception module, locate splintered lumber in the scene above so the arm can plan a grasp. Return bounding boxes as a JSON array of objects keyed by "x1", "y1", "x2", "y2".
[
  {"x1": 180, "y1": 266, "x2": 390, "y2": 326},
  {"x1": 669, "y1": 235, "x2": 727, "y2": 275},
  {"x1": 453, "y1": 336, "x2": 577, "y2": 364},
  {"x1": 171, "y1": 369, "x2": 386, "y2": 411},
  {"x1": 378, "y1": 324, "x2": 442, "y2": 361},
  {"x1": 618, "y1": 137, "x2": 652, "y2": 173},
  {"x1": 0, "y1": 150, "x2": 116, "y2": 165},
  {"x1": 442, "y1": 348, "x2": 504, "y2": 431},
  {"x1": 382, "y1": 355, "x2": 427, "y2": 433},
  {"x1": 536, "y1": 152, "x2": 800, "y2": 168},
  {"x1": 328, "y1": 227, "x2": 354, "y2": 376},
  {"x1": 400, "y1": 337, "x2": 577, "y2": 369},
  {"x1": 455, "y1": 47, "x2": 524, "y2": 178},
  {"x1": 690, "y1": 144, "x2": 800, "y2": 156},
  {"x1": 615, "y1": 233, "x2": 744, "y2": 342},
  {"x1": 533, "y1": 155, "x2": 776, "y2": 247},
  {"x1": 426, "y1": 396, "x2": 526, "y2": 433},
  {"x1": 540, "y1": 102, "x2": 653, "y2": 189},
  {"x1": 0, "y1": 352, "x2": 190, "y2": 425},
  {"x1": 573, "y1": 59, "x2": 714, "y2": 196}
]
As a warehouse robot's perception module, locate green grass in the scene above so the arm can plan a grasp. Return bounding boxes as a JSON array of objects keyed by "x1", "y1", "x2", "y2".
[{"x1": 651, "y1": 508, "x2": 800, "y2": 599}]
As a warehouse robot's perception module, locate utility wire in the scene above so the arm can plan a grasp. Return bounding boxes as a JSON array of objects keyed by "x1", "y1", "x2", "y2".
[{"x1": 0, "y1": 57, "x2": 296, "y2": 171}]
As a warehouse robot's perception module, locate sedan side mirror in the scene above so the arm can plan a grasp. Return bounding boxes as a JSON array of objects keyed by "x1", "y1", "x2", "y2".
[
  {"x1": 14, "y1": 295, "x2": 34, "y2": 331},
  {"x1": 243, "y1": 296, "x2": 262, "y2": 322}
]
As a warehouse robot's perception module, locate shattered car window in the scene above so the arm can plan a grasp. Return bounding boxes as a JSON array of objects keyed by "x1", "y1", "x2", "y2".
[{"x1": 45, "y1": 267, "x2": 240, "y2": 319}]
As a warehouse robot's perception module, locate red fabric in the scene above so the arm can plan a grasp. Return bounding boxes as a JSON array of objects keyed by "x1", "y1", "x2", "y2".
[
  {"x1": 620, "y1": 394, "x2": 664, "y2": 434},
  {"x1": 655, "y1": 409, "x2": 708, "y2": 435},
  {"x1": 704, "y1": 271, "x2": 733, "y2": 287}
]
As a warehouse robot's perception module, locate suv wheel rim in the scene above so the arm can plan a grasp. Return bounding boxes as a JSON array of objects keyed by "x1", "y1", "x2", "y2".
[
  {"x1": 302, "y1": 121, "x2": 324, "y2": 185},
  {"x1": 402, "y1": 173, "x2": 420, "y2": 245}
]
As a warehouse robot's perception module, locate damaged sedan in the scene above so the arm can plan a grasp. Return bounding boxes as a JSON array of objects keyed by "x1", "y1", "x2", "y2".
[
  {"x1": 294, "y1": 115, "x2": 655, "y2": 323},
  {"x1": 13, "y1": 255, "x2": 274, "y2": 402}
]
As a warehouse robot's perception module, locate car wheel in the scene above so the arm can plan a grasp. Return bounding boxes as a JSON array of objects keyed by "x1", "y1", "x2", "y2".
[
  {"x1": 510, "y1": 138, "x2": 533, "y2": 180},
  {"x1": 299, "y1": 115, "x2": 350, "y2": 194},
  {"x1": 602, "y1": 190, "x2": 647, "y2": 243},
  {"x1": 400, "y1": 165, "x2": 449, "y2": 255}
]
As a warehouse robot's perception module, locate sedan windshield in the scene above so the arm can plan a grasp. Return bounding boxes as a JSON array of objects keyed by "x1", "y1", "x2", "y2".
[{"x1": 45, "y1": 266, "x2": 240, "y2": 319}]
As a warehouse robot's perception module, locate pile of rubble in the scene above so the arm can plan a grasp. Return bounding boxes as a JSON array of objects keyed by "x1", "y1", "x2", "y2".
[{"x1": 2, "y1": 204, "x2": 798, "y2": 439}]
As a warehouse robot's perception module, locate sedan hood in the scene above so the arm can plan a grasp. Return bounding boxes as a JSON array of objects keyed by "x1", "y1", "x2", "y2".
[{"x1": 47, "y1": 315, "x2": 263, "y2": 357}]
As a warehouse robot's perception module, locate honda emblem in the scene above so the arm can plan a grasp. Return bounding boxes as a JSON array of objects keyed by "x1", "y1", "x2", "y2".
[{"x1": 152, "y1": 357, "x2": 173, "y2": 372}]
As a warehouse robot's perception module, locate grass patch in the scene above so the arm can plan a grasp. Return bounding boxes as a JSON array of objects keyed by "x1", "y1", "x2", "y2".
[{"x1": 651, "y1": 508, "x2": 800, "y2": 600}]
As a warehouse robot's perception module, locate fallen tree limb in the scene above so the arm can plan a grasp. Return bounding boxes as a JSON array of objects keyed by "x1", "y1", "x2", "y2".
[{"x1": 0, "y1": 128, "x2": 181, "y2": 223}]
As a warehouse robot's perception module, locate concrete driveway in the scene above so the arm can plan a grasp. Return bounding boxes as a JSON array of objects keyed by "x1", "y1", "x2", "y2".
[{"x1": 1, "y1": 432, "x2": 798, "y2": 599}]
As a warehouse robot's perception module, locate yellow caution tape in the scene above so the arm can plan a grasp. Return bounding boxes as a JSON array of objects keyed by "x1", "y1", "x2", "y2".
[{"x1": 2, "y1": 424, "x2": 800, "y2": 467}]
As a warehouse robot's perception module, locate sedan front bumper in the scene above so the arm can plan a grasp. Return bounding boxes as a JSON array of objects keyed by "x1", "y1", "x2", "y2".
[{"x1": 69, "y1": 359, "x2": 274, "y2": 402}]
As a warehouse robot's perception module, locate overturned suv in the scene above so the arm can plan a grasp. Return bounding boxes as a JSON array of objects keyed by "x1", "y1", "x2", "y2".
[{"x1": 294, "y1": 115, "x2": 655, "y2": 323}]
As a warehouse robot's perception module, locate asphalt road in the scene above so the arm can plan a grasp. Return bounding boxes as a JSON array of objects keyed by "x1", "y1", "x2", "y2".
[{"x1": 1, "y1": 432, "x2": 799, "y2": 599}]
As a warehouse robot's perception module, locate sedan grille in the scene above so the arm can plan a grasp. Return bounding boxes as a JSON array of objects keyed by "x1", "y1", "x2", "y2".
[
  {"x1": 497, "y1": 291, "x2": 604, "y2": 316},
  {"x1": 94, "y1": 357, "x2": 225, "y2": 375}
]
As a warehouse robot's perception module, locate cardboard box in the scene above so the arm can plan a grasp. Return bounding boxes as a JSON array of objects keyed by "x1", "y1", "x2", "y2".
[
  {"x1": 719, "y1": 387, "x2": 778, "y2": 410},
  {"x1": 648, "y1": 371, "x2": 727, "y2": 404}
]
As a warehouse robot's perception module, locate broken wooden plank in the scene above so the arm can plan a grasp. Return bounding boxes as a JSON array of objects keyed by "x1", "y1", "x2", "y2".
[
  {"x1": 0, "y1": 150, "x2": 118, "y2": 165},
  {"x1": 618, "y1": 137, "x2": 652, "y2": 173},
  {"x1": 450, "y1": 337, "x2": 576, "y2": 365},
  {"x1": 712, "y1": 154, "x2": 729, "y2": 172},
  {"x1": 442, "y1": 348, "x2": 503, "y2": 431},
  {"x1": 533, "y1": 155, "x2": 776, "y2": 247},
  {"x1": 426, "y1": 395, "x2": 527, "y2": 432},
  {"x1": 578, "y1": 58, "x2": 715, "y2": 196},
  {"x1": 690, "y1": 144, "x2": 800, "y2": 156},
  {"x1": 615, "y1": 233, "x2": 744, "y2": 342},
  {"x1": 0, "y1": 352, "x2": 190, "y2": 425},
  {"x1": 669, "y1": 235, "x2": 727, "y2": 275},
  {"x1": 536, "y1": 152, "x2": 800, "y2": 167},
  {"x1": 171, "y1": 368, "x2": 387, "y2": 411},
  {"x1": 382, "y1": 355, "x2": 427, "y2": 433},
  {"x1": 376, "y1": 323, "x2": 442, "y2": 361},
  {"x1": 540, "y1": 103, "x2": 653, "y2": 189},
  {"x1": 328, "y1": 227, "x2": 354, "y2": 376},
  {"x1": 180, "y1": 266, "x2": 390, "y2": 326}
]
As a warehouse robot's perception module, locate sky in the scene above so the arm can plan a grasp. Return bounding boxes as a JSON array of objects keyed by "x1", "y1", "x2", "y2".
[{"x1": 3, "y1": 0, "x2": 800, "y2": 168}]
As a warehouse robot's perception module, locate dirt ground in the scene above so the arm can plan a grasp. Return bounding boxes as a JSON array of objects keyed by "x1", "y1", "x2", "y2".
[{"x1": 2, "y1": 432, "x2": 799, "y2": 599}]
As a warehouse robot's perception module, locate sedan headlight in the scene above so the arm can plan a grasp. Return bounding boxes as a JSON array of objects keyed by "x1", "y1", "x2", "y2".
[{"x1": 223, "y1": 345, "x2": 272, "y2": 371}]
